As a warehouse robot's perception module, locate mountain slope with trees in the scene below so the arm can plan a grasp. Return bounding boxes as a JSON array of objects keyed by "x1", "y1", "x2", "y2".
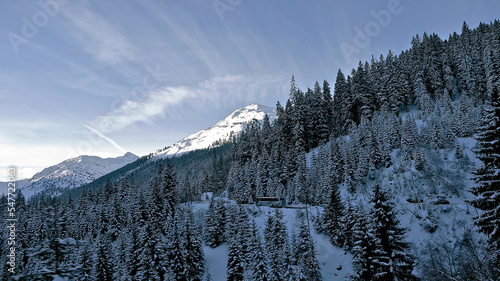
[{"x1": 1, "y1": 20, "x2": 499, "y2": 280}]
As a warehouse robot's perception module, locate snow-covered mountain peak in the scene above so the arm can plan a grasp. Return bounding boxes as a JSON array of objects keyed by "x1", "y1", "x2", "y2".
[
  {"x1": 214, "y1": 104, "x2": 275, "y2": 126},
  {"x1": 22, "y1": 152, "x2": 139, "y2": 197},
  {"x1": 155, "y1": 104, "x2": 276, "y2": 157}
]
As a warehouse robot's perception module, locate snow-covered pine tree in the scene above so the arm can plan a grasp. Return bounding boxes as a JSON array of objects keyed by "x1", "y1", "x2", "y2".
[
  {"x1": 369, "y1": 184, "x2": 415, "y2": 281},
  {"x1": 226, "y1": 233, "x2": 246, "y2": 281},
  {"x1": 401, "y1": 116, "x2": 418, "y2": 161},
  {"x1": 422, "y1": 32, "x2": 445, "y2": 100},
  {"x1": 184, "y1": 209, "x2": 205, "y2": 281},
  {"x1": 351, "y1": 62, "x2": 375, "y2": 121},
  {"x1": 351, "y1": 209, "x2": 377, "y2": 281},
  {"x1": 236, "y1": 206, "x2": 252, "y2": 264},
  {"x1": 204, "y1": 199, "x2": 225, "y2": 248},
  {"x1": 91, "y1": 234, "x2": 114, "y2": 281},
  {"x1": 249, "y1": 219, "x2": 268, "y2": 281},
  {"x1": 322, "y1": 79, "x2": 334, "y2": 136},
  {"x1": 76, "y1": 239, "x2": 93, "y2": 281},
  {"x1": 296, "y1": 213, "x2": 322, "y2": 281},
  {"x1": 312, "y1": 80, "x2": 331, "y2": 146},
  {"x1": 484, "y1": 45, "x2": 500, "y2": 101},
  {"x1": 320, "y1": 186, "x2": 345, "y2": 247},
  {"x1": 166, "y1": 216, "x2": 187, "y2": 281},
  {"x1": 308, "y1": 151, "x2": 321, "y2": 202},
  {"x1": 161, "y1": 162, "x2": 179, "y2": 220},
  {"x1": 443, "y1": 63, "x2": 458, "y2": 100},
  {"x1": 289, "y1": 228, "x2": 299, "y2": 267},
  {"x1": 289, "y1": 76, "x2": 307, "y2": 153},
  {"x1": 470, "y1": 89, "x2": 500, "y2": 275},
  {"x1": 125, "y1": 224, "x2": 141, "y2": 278},
  {"x1": 135, "y1": 222, "x2": 162, "y2": 281},
  {"x1": 282, "y1": 240, "x2": 302, "y2": 281},
  {"x1": 264, "y1": 209, "x2": 288, "y2": 280},
  {"x1": 225, "y1": 205, "x2": 239, "y2": 243},
  {"x1": 112, "y1": 232, "x2": 133, "y2": 281},
  {"x1": 148, "y1": 169, "x2": 167, "y2": 231},
  {"x1": 415, "y1": 75, "x2": 434, "y2": 117},
  {"x1": 327, "y1": 138, "x2": 344, "y2": 185},
  {"x1": 333, "y1": 69, "x2": 349, "y2": 135},
  {"x1": 294, "y1": 152, "x2": 308, "y2": 204},
  {"x1": 342, "y1": 198, "x2": 358, "y2": 251}
]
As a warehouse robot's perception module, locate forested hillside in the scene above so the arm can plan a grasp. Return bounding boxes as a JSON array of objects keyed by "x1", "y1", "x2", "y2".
[{"x1": 1, "y1": 21, "x2": 499, "y2": 280}]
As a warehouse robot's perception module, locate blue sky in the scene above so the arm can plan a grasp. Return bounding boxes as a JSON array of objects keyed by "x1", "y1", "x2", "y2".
[{"x1": 1, "y1": 0, "x2": 499, "y2": 180}]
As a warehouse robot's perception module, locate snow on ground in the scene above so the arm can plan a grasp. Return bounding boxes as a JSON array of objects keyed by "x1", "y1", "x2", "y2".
[
  {"x1": 203, "y1": 244, "x2": 229, "y2": 280},
  {"x1": 252, "y1": 206, "x2": 353, "y2": 280},
  {"x1": 191, "y1": 133, "x2": 483, "y2": 280},
  {"x1": 193, "y1": 202, "x2": 353, "y2": 280}
]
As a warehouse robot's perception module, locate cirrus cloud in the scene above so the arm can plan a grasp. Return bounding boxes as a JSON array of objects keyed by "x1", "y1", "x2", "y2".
[
  {"x1": 94, "y1": 86, "x2": 191, "y2": 133},
  {"x1": 93, "y1": 72, "x2": 288, "y2": 133}
]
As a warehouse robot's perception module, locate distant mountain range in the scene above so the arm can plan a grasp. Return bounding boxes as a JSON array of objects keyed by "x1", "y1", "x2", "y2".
[
  {"x1": 18, "y1": 104, "x2": 275, "y2": 197},
  {"x1": 21, "y1": 152, "x2": 138, "y2": 197}
]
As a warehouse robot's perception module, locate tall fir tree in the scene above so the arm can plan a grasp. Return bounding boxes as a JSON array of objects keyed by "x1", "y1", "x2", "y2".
[
  {"x1": 249, "y1": 220, "x2": 268, "y2": 281},
  {"x1": 77, "y1": 239, "x2": 94, "y2": 281},
  {"x1": 470, "y1": 90, "x2": 500, "y2": 275},
  {"x1": 351, "y1": 209, "x2": 377, "y2": 281},
  {"x1": 369, "y1": 184, "x2": 415, "y2": 281},
  {"x1": 296, "y1": 213, "x2": 322, "y2": 281},
  {"x1": 166, "y1": 216, "x2": 187, "y2": 281},
  {"x1": 320, "y1": 186, "x2": 345, "y2": 247},
  {"x1": 184, "y1": 209, "x2": 205, "y2": 281},
  {"x1": 135, "y1": 222, "x2": 163, "y2": 281},
  {"x1": 92, "y1": 234, "x2": 114, "y2": 281},
  {"x1": 333, "y1": 69, "x2": 349, "y2": 135},
  {"x1": 264, "y1": 209, "x2": 288, "y2": 281},
  {"x1": 226, "y1": 234, "x2": 246, "y2": 281},
  {"x1": 204, "y1": 199, "x2": 225, "y2": 248}
]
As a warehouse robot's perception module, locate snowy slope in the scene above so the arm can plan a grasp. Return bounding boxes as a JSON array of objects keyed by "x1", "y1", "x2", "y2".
[
  {"x1": 21, "y1": 152, "x2": 138, "y2": 197},
  {"x1": 305, "y1": 135, "x2": 484, "y2": 278},
  {"x1": 155, "y1": 104, "x2": 276, "y2": 157},
  {"x1": 194, "y1": 202, "x2": 353, "y2": 280},
  {"x1": 253, "y1": 206, "x2": 353, "y2": 280}
]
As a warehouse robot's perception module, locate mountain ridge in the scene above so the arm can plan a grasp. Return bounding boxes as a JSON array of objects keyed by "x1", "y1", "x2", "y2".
[
  {"x1": 21, "y1": 152, "x2": 138, "y2": 197},
  {"x1": 155, "y1": 104, "x2": 276, "y2": 157},
  {"x1": 18, "y1": 104, "x2": 275, "y2": 197}
]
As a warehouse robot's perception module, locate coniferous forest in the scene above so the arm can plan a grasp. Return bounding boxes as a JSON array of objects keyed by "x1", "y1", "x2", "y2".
[{"x1": 2, "y1": 21, "x2": 500, "y2": 280}]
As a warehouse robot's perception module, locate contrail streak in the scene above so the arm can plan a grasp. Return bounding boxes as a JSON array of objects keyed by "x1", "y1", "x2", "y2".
[{"x1": 84, "y1": 125, "x2": 127, "y2": 154}]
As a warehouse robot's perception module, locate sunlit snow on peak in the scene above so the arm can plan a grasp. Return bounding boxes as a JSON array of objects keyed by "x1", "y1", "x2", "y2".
[{"x1": 156, "y1": 104, "x2": 276, "y2": 157}]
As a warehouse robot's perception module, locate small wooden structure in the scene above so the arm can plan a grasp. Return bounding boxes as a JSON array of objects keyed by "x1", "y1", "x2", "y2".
[{"x1": 254, "y1": 197, "x2": 286, "y2": 207}]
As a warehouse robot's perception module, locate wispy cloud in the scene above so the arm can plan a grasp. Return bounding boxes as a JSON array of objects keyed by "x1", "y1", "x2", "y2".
[
  {"x1": 93, "y1": 72, "x2": 287, "y2": 132},
  {"x1": 61, "y1": 3, "x2": 135, "y2": 64},
  {"x1": 94, "y1": 86, "x2": 191, "y2": 133}
]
